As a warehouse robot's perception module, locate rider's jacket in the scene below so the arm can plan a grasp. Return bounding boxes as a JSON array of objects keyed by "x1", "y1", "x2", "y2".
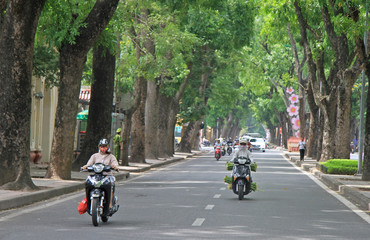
[
  {"x1": 214, "y1": 142, "x2": 222, "y2": 148},
  {"x1": 231, "y1": 147, "x2": 254, "y2": 164},
  {"x1": 84, "y1": 152, "x2": 119, "y2": 175}
]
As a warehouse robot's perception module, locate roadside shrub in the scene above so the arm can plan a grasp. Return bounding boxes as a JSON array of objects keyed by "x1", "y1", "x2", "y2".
[{"x1": 321, "y1": 159, "x2": 358, "y2": 175}]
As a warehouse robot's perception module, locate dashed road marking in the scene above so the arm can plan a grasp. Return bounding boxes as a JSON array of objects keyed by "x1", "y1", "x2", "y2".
[
  {"x1": 220, "y1": 187, "x2": 226, "y2": 190},
  {"x1": 192, "y1": 218, "x2": 205, "y2": 226},
  {"x1": 205, "y1": 205, "x2": 214, "y2": 210},
  {"x1": 213, "y1": 194, "x2": 221, "y2": 198}
]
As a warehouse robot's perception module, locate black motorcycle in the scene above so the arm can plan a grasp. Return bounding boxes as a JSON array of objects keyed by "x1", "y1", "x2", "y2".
[
  {"x1": 227, "y1": 143, "x2": 233, "y2": 155},
  {"x1": 231, "y1": 157, "x2": 253, "y2": 200},
  {"x1": 82, "y1": 163, "x2": 119, "y2": 226},
  {"x1": 221, "y1": 145, "x2": 226, "y2": 156}
]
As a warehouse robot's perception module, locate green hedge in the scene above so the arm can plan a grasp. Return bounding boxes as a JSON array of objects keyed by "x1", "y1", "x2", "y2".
[{"x1": 321, "y1": 159, "x2": 358, "y2": 175}]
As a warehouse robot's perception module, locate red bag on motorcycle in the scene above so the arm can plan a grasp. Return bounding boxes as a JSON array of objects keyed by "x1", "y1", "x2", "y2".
[{"x1": 78, "y1": 197, "x2": 87, "y2": 215}]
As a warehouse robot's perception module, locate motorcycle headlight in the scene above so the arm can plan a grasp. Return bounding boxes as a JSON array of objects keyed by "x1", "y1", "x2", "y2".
[
  {"x1": 93, "y1": 164, "x2": 104, "y2": 173},
  {"x1": 238, "y1": 159, "x2": 247, "y2": 164}
]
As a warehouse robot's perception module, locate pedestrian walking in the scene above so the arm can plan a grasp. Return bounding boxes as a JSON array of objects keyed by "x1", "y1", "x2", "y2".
[{"x1": 298, "y1": 137, "x2": 306, "y2": 161}]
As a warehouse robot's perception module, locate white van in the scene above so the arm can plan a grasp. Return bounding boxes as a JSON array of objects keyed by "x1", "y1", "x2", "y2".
[{"x1": 249, "y1": 138, "x2": 266, "y2": 152}]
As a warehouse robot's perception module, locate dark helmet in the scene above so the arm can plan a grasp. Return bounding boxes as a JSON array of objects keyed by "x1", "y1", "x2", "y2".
[{"x1": 98, "y1": 139, "x2": 109, "y2": 147}]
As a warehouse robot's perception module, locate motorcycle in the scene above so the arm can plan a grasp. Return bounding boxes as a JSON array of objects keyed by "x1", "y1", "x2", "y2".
[
  {"x1": 231, "y1": 156, "x2": 253, "y2": 200},
  {"x1": 227, "y1": 143, "x2": 233, "y2": 155},
  {"x1": 215, "y1": 146, "x2": 221, "y2": 161},
  {"x1": 221, "y1": 144, "x2": 226, "y2": 156},
  {"x1": 82, "y1": 163, "x2": 119, "y2": 226}
]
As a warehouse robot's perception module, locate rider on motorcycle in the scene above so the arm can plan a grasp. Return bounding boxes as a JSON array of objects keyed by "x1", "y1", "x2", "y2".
[
  {"x1": 229, "y1": 139, "x2": 254, "y2": 184},
  {"x1": 214, "y1": 139, "x2": 221, "y2": 149},
  {"x1": 233, "y1": 139, "x2": 240, "y2": 149},
  {"x1": 221, "y1": 139, "x2": 227, "y2": 153},
  {"x1": 82, "y1": 139, "x2": 119, "y2": 209},
  {"x1": 230, "y1": 139, "x2": 254, "y2": 165}
]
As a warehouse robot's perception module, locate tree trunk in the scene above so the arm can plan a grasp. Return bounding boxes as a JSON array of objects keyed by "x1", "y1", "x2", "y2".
[
  {"x1": 229, "y1": 121, "x2": 237, "y2": 140},
  {"x1": 177, "y1": 122, "x2": 197, "y2": 153},
  {"x1": 145, "y1": 78, "x2": 160, "y2": 159},
  {"x1": 157, "y1": 95, "x2": 172, "y2": 158},
  {"x1": 211, "y1": 128, "x2": 217, "y2": 143},
  {"x1": 130, "y1": 9, "x2": 154, "y2": 163},
  {"x1": 121, "y1": 108, "x2": 134, "y2": 166},
  {"x1": 317, "y1": 112, "x2": 325, "y2": 161},
  {"x1": 130, "y1": 75, "x2": 147, "y2": 163},
  {"x1": 319, "y1": 99, "x2": 337, "y2": 161},
  {"x1": 334, "y1": 84, "x2": 352, "y2": 159},
  {"x1": 0, "y1": 0, "x2": 46, "y2": 190},
  {"x1": 191, "y1": 120, "x2": 203, "y2": 150},
  {"x1": 157, "y1": 95, "x2": 180, "y2": 158},
  {"x1": 362, "y1": 63, "x2": 370, "y2": 180},
  {"x1": 221, "y1": 112, "x2": 233, "y2": 138},
  {"x1": 306, "y1": 82, "x2": 320, "y2": 158},
  {"x1": 46, "y1": 0, "x2": 119, "y2": 179},
  {"x1": 157, "y1": 62, "x2": 193, "y2": 158},
  {"x1": 71, "y1": 46, "x2": 115, "y2": 170}
]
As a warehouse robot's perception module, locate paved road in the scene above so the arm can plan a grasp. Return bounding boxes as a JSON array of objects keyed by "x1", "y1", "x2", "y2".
[{"x1": 0, "y1": 150, "x2": 369, "y2": 240}]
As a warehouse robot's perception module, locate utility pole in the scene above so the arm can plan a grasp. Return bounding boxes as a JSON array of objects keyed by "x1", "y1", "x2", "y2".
[{"x1": 358, "y1": 1, "x2": 368, "y2": 175}]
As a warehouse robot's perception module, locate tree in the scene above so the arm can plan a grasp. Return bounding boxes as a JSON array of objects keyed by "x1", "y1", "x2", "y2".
[
  {"x1": 46, "y1": 0, "x2": 119, "y2": 179},
  {"x1": 71, "y1": 45, "x2": 116, "y2": 170},
  {"x1": 0, "y1": 0, "x2": 46, "y2": 189},
  {"x1": 177, "y1": 0, "x2": 256, "y2": 151},
  {"x1": 294, "y1": 0, "x2": 366, "y2": 161}
]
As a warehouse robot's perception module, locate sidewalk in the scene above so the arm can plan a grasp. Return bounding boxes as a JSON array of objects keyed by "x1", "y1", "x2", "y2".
[
  {"x1": 283, "y1": 151, "x2": 370, "y2": 212},
  {"x1": 0, "y1": 151, "x2": 204, "y2": 211}
]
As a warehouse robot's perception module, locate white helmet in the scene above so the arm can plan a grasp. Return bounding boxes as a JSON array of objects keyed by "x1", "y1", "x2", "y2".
[{"x1": 240, "y1": 139, "x2": 247, "y2": 145}]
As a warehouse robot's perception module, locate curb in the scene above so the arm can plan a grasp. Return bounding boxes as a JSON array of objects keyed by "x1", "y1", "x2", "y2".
[
  {"x1": 340, "y1": 186, "x2": 370, "y2": 211},
  {"x1": 0, "y1": 182, "x2": 84, "y2": 211}
]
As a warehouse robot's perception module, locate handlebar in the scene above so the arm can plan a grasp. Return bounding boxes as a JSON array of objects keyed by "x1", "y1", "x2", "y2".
[{"x1": 79, "y1": 166, "x2": 120, "y2": 172}]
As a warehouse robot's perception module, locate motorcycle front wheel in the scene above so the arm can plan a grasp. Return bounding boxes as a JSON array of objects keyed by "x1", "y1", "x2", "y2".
[
  {"x1": 216, "y1": 153, "x2": 220, "y2": 161},
  {"x1": 91, "y1": 198, "x2": 100, "y2": 226},
  {"x1": 237, "y1": 181, "x2": 244, "y2": 200}
]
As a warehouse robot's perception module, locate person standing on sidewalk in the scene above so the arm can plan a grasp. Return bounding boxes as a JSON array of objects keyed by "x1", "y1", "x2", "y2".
[
  {"x1": 299, "y1": 137, "x2": 306, "y2": 161},
  {"x1": 113, "y1": 128, "x2": 122, "y2": 161}
]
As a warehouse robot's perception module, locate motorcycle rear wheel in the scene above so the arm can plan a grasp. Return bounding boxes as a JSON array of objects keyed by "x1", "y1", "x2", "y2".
[{"x1": 91, "y1": 198, "x2": 100, "y2": 226}]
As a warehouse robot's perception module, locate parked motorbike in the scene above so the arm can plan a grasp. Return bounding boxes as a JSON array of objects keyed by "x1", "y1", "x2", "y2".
[
  {"x1": 82, "y1": 163, "x2": 119, "y2": 226},
  {"x1": 215, "y1": 146, "x2": 222, "y2": 161},
  {"x1": 231, "y1": 156, "x2": 253, "y2": 200},
  {"x1": 227, "y1": 143, "x2": 233, "y2": 155}
]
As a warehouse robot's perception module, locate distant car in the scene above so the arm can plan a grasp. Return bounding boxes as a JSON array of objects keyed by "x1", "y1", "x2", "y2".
[{"x1": 249, "y1": 138, "x2": 266, "y2": 152}]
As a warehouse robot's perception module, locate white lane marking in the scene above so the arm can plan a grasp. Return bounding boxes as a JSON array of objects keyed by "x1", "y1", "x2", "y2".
[
  {"x1": 282, "y1": 154, "x2": 370, "y2": 225},
  {"x1": 220, "y1": 187, "x2": 226, "y2": 190},
  {"x1": 205, "y1": 205, "x2": 214, "y2": 210},
  {"x1": 192, "y1": 218, "x2": 205, "y2": 226},
  {"x1": 213, "y1": 194, "x2": 221, "y2": 198}
]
